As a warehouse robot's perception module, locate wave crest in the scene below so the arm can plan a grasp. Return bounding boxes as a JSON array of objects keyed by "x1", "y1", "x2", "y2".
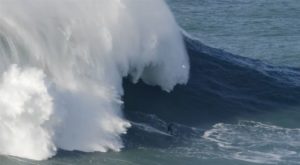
[{"x1": 0, "y1": 0, "x2": 189, "y2": 160}]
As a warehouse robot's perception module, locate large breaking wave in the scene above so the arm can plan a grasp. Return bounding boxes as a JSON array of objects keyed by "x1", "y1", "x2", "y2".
[{"x1": 0, "y1": 0, "x2": 189, "y2": 160}]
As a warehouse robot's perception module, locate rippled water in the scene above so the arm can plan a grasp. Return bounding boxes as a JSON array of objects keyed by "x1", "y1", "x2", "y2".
[{"x1": 168, "y1": 0, "x2": 300, "y2": 67}]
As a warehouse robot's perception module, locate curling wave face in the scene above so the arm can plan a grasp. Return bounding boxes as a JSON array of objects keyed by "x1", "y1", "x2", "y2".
[{"x1": 0, "y1": 0, "x2": 189, "y2": 160}]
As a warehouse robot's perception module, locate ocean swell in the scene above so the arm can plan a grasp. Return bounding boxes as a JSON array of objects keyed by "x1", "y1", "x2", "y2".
[{"x1": 0, "y1": 0, "x2": 189, "y2": 160}]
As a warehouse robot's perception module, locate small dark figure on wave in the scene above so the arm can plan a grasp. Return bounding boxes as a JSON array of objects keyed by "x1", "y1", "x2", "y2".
[{"x1": 167, "y1": 123, "x2": 175, "y2": 135}]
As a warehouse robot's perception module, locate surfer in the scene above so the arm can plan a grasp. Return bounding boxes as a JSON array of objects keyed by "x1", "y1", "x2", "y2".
[{"x1": 167, "y1": 123, "x2": 175, "y2": 135}]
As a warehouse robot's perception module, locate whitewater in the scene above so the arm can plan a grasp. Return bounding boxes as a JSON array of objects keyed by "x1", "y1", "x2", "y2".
[{"x1": 0, "y1": 0, "x2": 189, "y2": 160}]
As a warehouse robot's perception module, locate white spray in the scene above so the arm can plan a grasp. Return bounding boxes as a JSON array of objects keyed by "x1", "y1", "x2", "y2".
[{"x1": 0, "y1": 0, "x2": 189, "y2": 160}]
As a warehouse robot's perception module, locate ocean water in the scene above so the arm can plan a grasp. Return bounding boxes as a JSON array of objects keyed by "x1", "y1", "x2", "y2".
[
  {"x1": 168, "y1": 0, "x2": 300, "y2": 67},
  {"x1": 0, "y1": 0, "x2": 300, "y2": 165}
]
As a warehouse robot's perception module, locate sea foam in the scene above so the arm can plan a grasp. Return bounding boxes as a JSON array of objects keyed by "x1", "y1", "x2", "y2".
[{"x1": 0, "y1": 0, "x2": 189, "y2": 160}]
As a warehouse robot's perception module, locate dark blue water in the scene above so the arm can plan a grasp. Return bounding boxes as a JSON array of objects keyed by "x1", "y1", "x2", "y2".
[
  {"x1": 122, "y1": 36, "x2": 300, "y2": 165},
  {"x1": 4, "y1": 35, "x2": 299, "y2": 165},
  {"x1": 1, "y1": 1, "x2": 300, "y2": 165}
]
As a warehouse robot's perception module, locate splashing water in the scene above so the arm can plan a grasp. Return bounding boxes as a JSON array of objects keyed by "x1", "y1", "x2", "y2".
[{"x1": 0, "y1": 0, "x2": 189, "y2": 160}]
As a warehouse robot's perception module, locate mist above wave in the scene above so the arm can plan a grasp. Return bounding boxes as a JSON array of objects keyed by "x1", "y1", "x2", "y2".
[{"x1": 0, "y1": 0, "x2": 189, "y2": 160}]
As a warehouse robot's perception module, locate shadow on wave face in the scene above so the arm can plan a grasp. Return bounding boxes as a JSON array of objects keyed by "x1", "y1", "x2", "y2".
[{"x1": 123, "y1": 36, "x2": 300, "y2": 127}]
